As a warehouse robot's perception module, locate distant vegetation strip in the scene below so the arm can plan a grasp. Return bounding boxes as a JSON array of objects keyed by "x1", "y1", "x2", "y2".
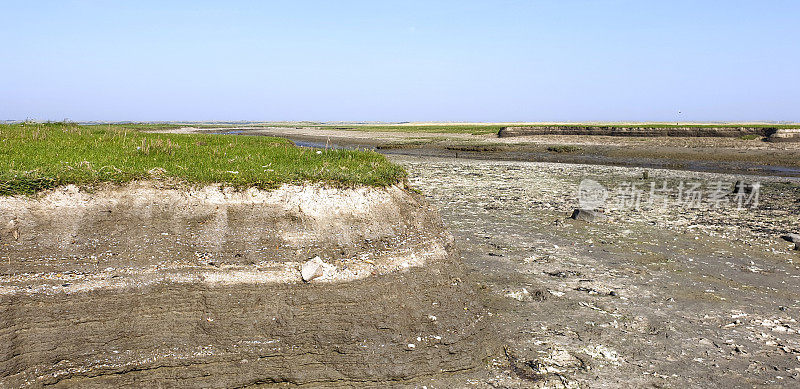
[{"x1": 0, "y1": 123, "x2": 406, "y2": 196}]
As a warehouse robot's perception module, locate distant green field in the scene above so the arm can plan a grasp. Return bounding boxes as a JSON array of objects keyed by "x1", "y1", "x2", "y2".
[{"x1": 0, "y1": 122, "x2": 406, "y2": 196}]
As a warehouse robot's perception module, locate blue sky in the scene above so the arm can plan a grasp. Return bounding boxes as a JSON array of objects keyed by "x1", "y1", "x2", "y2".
[{"x1": 1, "y1": 1, "x2": 798, "y2": 122}]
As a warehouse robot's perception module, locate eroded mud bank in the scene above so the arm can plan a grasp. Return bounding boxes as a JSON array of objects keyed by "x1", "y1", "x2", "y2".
[
  {"x1": 0, "y1": 182, "x2": 488, "y2": 387},
  {"x1": 498, "y1": 125, "x2": 799, "y2": 140}
]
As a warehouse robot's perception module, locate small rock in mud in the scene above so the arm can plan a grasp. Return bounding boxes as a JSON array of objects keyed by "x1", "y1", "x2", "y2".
[
  {"x1": 3, "y1": 219, "x2": 19, "y2": 240},
  {"x1": 781, "y1": 233, "x2": 800, "y2": 243},
  {"x1": 505, "y1": 288, "x2": 547, "y2": 302},
  {"x1": 301, "y1": 256, "x2": 325, "y2": 282},
  {"x1": 570, "y1": 208, "x2": 606, "y2": 222}
]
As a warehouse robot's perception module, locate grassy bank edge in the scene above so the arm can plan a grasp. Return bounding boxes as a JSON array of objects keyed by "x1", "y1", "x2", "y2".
[{"x1": 0, "y1": 123, "x2": 407, "y2": 196}]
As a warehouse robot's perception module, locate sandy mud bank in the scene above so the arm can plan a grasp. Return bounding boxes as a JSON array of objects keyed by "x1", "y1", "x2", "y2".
[{"x1": 0, "y1": 182, "x2": 487, "y2": 387}]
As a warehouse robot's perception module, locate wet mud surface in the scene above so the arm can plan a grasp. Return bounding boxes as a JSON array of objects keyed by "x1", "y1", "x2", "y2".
[
  {"x1": 391, "y1": 155, "x2": 800, "y2": 387},
  {"x1": 380, "y1": 146, "x2": 800, "y2": 178}
]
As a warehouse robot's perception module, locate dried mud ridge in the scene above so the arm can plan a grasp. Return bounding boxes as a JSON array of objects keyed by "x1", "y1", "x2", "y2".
[{"x1": 0, "y1": 182, "x2": 489, "y2": 387}]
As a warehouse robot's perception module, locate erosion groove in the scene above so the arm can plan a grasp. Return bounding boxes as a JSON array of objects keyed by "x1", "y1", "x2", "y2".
[{"x1": 0, "y1": 182, "x2": 488, "y2": 387}]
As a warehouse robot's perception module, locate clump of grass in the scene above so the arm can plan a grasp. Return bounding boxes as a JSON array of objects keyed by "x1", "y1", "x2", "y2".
[
  {"x1": 138, "y1": 138, "x2": 180, "y2": 155},
  {"x1": 0, "y1": 123, "x2": 406, "y2": 196},
  {"x1": 546, "y1": 145, "x2": 583, "y2": 153},
  {"x1": 739, "y1": 134, "x2": 762, "y2": 140}
]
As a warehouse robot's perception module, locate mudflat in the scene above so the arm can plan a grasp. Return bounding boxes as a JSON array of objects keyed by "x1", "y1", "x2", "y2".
[{"x1": 393, "y1": 155, "x2": 800, "y2": 387}]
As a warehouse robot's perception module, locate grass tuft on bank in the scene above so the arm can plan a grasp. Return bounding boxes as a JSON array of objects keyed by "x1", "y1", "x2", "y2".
[{"x1": 0, "y1": 122, "x2": 406, "y2": 196}]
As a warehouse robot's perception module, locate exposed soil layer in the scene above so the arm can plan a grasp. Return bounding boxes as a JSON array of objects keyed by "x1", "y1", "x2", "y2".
[{"x1": 0, "y1": 183, "x2": 489, "y2": 387}]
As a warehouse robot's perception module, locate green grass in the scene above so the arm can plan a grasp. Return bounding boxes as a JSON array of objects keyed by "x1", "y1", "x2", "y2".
[
  {"x1": 739, "y1": 134, "x2": 762, "y2": 140},
  {"x1": 0, "y1": 122, "x2": 406, "y2": 196}
]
